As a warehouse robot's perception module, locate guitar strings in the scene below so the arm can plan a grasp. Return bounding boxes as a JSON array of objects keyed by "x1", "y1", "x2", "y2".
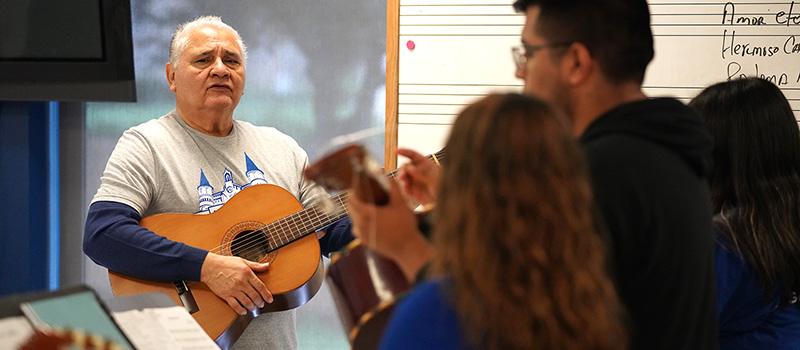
[
  {"x1": 214, "y1": 149, "x2": 447, "y2": 257},
  {"x1": 203, "y1": 193, "x2": 350, "y2": 258},
  {"x1": 180, "y1": 199, "x2": 350, "y2": 289},
  {"x1": 179, "y1": 150, "x2": 446, "y2": 289}
]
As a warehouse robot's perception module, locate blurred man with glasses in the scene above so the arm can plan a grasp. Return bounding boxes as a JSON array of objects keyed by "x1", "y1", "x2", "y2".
[{"x1": 511, "y1": 1, "x2": 717, "y2": 349}]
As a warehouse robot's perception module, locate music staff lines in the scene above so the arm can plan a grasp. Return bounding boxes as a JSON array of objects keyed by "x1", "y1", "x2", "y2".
[
  {"x1": 400, "y1": 0, "x2": 519, "y2": 6},
  {"x1": 400, "y1": 113, "x2": 460, "y2": 116},
  {"x1": 645, "y1": 85, "x2": 800, "y2": 90},
  {"x1": 401, "y1": 13, "x2": 791, "y2": 19},
  {"x1": 402, "y1": 14, "x2": 520, "y2": 17},
  {"x1": 397, "y1": 83, "x2": 800, "y2": 95},
  {"x1": 399, "y1": 107, "x2": 800, "y2": 125},
  {"x1": 397, "y1": 0, "x2": 800, "y2": 125},
  {"x1": 401, "y1": 24, "x2": 795, "y2": 28},
  {"x1": 398, "y1": 94, "x2": 799, "y2": 119},
  {"x1": 399, "y1": 118, "x2": 458, "y2": 126},
  {"x1": 648, "y1": 96, "x2": 800, "y2": 102},
  {"x1": 399, "y1": 91, "x2": 488, "y2": 94},
  {"x1": 402, "y1": 97, "x2": 800, "y2": 104},
  {"x1": 399, "y1": 32, "x2": 795, "y2": 37},
  {"x1": 644, "y1": 86, "x2": 800, "y2": 96},
  {"x1": 402, "y1": 23, "x2": 800, "y2": 27},
  {"x1": 400, "y1": 34, "x2": 521, "y2": 37},
  {"x1": 401, "y1": 23, "x2": 798, "y2": 29},
  {"x1": 400, "y1": 26, "x2": 796, "y2": 36},
  {"x1": 400, "y1": 122, "x2": 457, "y2": 127},
  {"x1": 400, "y1": 83, "x2": 520, "y2": 86},
  {"x1": 400, "y1": 102, "x2": 473, "y2": 106},
  {"x1": 400, "y1": 3, "x2": 511, "y2": 6},
  {"x1": 401, "y1": 24, "x2": 520, "y2": 26},
  {"x1": 650, "y1": 2, "x2": 795, "y2": 5}
]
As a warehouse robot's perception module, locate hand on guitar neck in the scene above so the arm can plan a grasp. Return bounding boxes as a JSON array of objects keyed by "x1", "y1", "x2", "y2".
[
  {"x1": 305, "y1": 145, "x2": 440, "y2": 283},
  {"x1": 345, "y1": 178, "x2": 436, "y2": 283},
  {"x1": 395, "y1": 148, "x2": 442, "y2": 209}
]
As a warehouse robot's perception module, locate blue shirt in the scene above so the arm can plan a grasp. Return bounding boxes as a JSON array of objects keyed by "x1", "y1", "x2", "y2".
[
  {"x1": 715, "y1": 232, "x2": 800, "y2": 349},
  {"x1": 380, "y1": 279, "x2": 473, "y2": 349}
]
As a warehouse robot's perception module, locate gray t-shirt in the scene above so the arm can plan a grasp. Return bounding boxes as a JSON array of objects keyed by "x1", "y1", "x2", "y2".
[
  {"x1": 93, "y1": 110, "x2": 327, "y2": 214},
  {"x1": 92, "y1": 110, "x2": 329, "y2": 349}
]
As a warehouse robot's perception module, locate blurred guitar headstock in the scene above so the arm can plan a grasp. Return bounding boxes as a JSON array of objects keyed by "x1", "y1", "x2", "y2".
[{"x1": 305, "y1": 144, "x2": 390, "y2": 206}]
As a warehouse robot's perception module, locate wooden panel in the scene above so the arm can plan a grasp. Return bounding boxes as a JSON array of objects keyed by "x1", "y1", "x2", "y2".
[{"x1": 385, "y1": 0, "x2": 400, "y2": 170}]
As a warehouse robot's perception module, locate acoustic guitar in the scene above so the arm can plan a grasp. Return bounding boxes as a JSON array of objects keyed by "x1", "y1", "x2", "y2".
[
  {"x1": 108, "y1": 183, "x2": 351, "y2": 349},
  {"x1": 108, "y1": 145, "x2": 444, "y2": 349},
  {"x1": 304, "y1": 145, "x2": 444, "y2": 350}
]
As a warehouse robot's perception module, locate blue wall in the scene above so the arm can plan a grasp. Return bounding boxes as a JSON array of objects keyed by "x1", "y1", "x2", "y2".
[{"x1": 0, "y1": 102, "x2": 52, "y2": 295}]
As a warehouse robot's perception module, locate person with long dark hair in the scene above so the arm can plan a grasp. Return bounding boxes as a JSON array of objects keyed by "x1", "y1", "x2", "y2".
[
  {"x1": 690, "y1": 77, "x2": 800, "y2": 349},
  {"x1": 349, "y1": 93, "x2": 628, "y2": 349}
]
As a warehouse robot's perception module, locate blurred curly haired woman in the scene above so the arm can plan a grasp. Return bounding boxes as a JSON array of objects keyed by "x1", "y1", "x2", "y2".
[{"x1": 381, "y1": 93, "x2": 628, "y2": 349}]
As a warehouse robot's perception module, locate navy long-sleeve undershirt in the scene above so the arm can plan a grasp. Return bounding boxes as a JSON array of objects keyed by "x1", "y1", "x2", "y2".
[{"x1": 83, "y1": 201, "x2": 353, "y2": 282}]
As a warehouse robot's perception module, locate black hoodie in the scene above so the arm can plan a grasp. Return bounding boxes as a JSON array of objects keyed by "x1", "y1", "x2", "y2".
[{"x1": 580, "y1": 98, "x2": 718, "y2": 350}]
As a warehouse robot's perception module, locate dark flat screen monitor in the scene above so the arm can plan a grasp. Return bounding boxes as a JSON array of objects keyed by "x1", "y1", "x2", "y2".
[{"x1": 0, "y1": 0, "x2": 136, "y2": 102}]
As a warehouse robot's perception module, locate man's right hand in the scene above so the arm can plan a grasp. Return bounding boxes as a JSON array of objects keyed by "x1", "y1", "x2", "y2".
[
  {"x1": 347, "y1": 178, "x2": 436, "y2": 282},
  {"x1": 396, "y1": 148, "x2": 442, "y2": 207},
  {"x1": 200, "y1": 253, "x2": 273, "y2": 315}
]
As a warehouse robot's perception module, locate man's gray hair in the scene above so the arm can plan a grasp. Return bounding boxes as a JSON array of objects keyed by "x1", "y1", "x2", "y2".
[{"x1": 168, "y1": 16, "x2": 248, "y2": 67}]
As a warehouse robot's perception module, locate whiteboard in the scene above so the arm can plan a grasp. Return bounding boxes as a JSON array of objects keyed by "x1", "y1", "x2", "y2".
[
  {"x1": 395, "y1": 0, "x2": 800, "y2": 163},
  {"x1": 646, "y1": 1, "x2": 800, "y2": 108},
  {"x1": 398, "y1": 0, "x2": 522, "y2": 159}
]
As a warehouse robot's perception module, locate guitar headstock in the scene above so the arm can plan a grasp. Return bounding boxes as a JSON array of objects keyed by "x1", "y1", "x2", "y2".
[{"x1": 305, "y1": 144, "x2": 390, "y2": 206}]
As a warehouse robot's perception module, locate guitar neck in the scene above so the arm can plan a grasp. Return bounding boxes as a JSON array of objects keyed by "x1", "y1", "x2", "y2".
[
  {"x1": 266, "y1": 149, "x2": 446, "y2": 252},
  {"x1": 262, "y1": 195, "x2": 347, "y2": 253},
  {"x1": 383, "y1": 148, "x2": 446, "y2": 180}
]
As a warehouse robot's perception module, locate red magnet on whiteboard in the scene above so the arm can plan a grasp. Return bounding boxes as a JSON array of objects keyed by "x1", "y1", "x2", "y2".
[{"x1": 406, "y1": 40, "x2": 415, "y2": 50}]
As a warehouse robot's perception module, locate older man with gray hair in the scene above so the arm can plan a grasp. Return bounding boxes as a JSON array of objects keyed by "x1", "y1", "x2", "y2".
[{"x1": 83, "y1": 16, "x2": 352, "y2": 349}]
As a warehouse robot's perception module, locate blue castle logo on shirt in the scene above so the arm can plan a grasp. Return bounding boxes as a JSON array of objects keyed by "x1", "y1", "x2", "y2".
[{"x1": 195, "y1": 153, "x2": 268, "y2": 214}]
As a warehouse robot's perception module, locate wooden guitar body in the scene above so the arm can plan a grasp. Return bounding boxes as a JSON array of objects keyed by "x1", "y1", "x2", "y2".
[
  {"x1": 326, "y1": 240, "x2": 411, "y2": 350},
  {"x1": 108, "y1": 184, "x2": 325, "y2": 348}
]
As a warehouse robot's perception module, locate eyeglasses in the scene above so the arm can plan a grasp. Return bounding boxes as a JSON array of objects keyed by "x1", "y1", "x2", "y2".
[{"x1": 511, "y1": 42, "x2": 573, "y2": 71}]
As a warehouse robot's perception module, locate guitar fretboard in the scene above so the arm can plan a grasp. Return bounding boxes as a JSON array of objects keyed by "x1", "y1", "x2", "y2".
[{"x1": 260, "y1": 149, "x2": 445, "y2": 252}]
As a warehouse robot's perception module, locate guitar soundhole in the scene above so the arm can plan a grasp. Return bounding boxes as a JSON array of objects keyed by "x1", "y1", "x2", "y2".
[{"x1": 231, "y1": 230, "x2": 271, "y2": 262}]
